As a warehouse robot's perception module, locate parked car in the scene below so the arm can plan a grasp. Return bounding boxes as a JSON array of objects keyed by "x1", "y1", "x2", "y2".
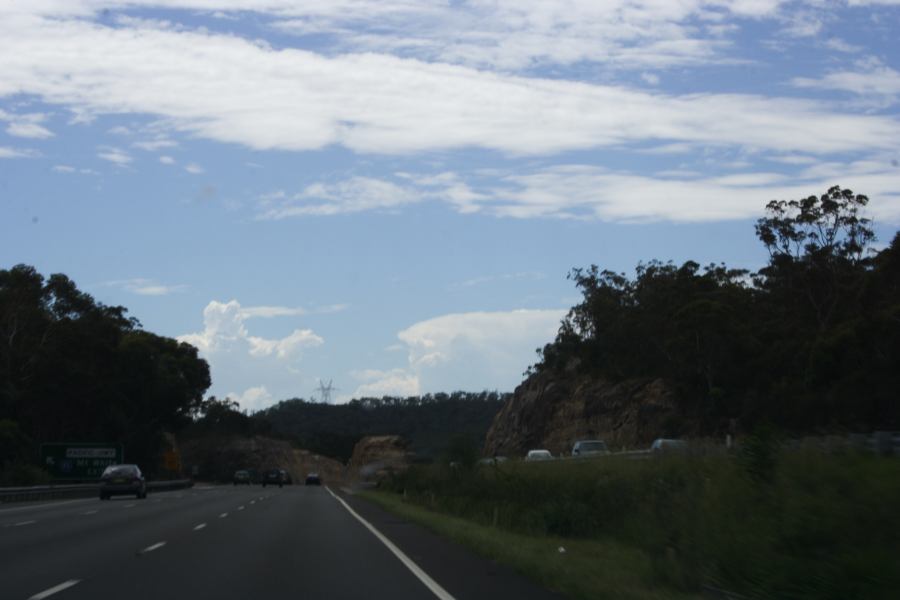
[
  {"x1": 571, "y1": 439, "x2": 610, "y2": 457},
  {"x1": 650, "y1": 439, "x2": 688, "y2": 454},
  {"x1": 305, "y1": 473, "x2": 321, "y2": 485},
  {"x1": 233, "y1": 469, "x2": 251, "y2": 485},
  {"x1": 525, "y1": 449, "x2": 553, "y2": 461},
  {"x1": 261, "y1": 468, "x2": 284, "y2": 488},
  {"x1": 281, "y1": 469, "x2": 293, "y2": 485},
  {"x1": 477, "y1": 456, "x2": 508, "y2": 466},
  {"x1": 99, "y1": 464, "x2": 146, "y2": 500}
]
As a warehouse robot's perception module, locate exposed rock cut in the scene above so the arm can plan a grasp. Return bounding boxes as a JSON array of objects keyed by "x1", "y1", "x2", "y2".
[
  {"x1": 483, "y1": 369, "x2": 693, "y2": 457},
  {"x1": 349, "y1": 435, "x2": 413, "y2": 482}
]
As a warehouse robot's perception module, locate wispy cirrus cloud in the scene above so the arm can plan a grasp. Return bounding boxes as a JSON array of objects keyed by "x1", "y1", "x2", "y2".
[
  {"x1": 97, "y1": 146, "x2": 133, "y2": 165},
  {"x1": 793, "y1": 57, "x2": 900, "y2": 107},
  {"x1": 0, "y1": 146, "x2": 39, "y2": 159},
  {"x1": 104, "y1": 278, "x2": 188, "y2": 296}
]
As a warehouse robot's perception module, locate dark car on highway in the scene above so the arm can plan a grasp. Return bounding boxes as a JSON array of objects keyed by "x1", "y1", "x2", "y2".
[
  {"x1": 99, "y1": 464, "x2": 146, "y2": 500},
  {"x1": 233, "y1": 469, "x2": 251, "y2": 485},
  {"x1": 261, "y1": 468, "x2": 284, "y2": 488},
  {"x1": 305, "y1": 473, "x2": 321, "y2": 485}
]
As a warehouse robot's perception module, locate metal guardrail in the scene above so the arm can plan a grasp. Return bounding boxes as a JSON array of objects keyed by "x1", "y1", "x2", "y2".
[{"x1": 0, "y1": 479, "x2": 194, "y2": 504}]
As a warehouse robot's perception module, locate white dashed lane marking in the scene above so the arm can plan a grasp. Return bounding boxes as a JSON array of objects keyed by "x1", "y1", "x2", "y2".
[
  {"x1": 27, "y1": 579, "x2": 81, "y2": 600},
  {"x1": 13, "y1": 520, "x2": 37, "y2": 527},
  {"x1": 139, "y1": 541, "x2": 166, "y2": 554},
  {"x1": 81, "y1": 510, "x2": 99, "y2": 515},
  {"x1": 194, "y1": 523, "x2": 207, "y2": 531},
  {"x1": 237, "y1": 506, "x2": 245, "y2": 511},
  {"x1": 219, "y1": 512, "x2": 228, "y2": 518}
]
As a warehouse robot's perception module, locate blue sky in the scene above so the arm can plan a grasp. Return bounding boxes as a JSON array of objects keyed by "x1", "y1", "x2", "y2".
[{"x1": 1, "y1": 1, "x2": 899, "y2": 410}]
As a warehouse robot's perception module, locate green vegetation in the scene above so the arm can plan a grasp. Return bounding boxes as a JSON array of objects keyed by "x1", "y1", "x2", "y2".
[
  {"x1": 256, "y1": 393, "x2": 507, "y2": 461},
  {"x1": 380, "y1": 447, "x2": 900, "y2": 599},
  {"x1": 534, "y1": 186, "x2": 899, "y2": 433},
  {"x1": 362, "y1": 489, "x2": 699, "y2": 600},
  {"x1": 0, "y1": 265, "x2": 211, "y2": 481}
]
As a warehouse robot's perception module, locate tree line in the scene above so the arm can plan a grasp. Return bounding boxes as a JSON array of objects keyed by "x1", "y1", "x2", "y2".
[
  {"x1": 187, "y1": 392, "x2": 509, "y2": 462},
  {"x1": 0, "y1": 266, "x2": 210, "y2": 482},
  {"x1": 533, "y1": 186, "x2": 899, "y2": 433}
]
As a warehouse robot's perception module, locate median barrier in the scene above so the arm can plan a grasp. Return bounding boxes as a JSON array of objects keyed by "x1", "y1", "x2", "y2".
[{"x1": 0, "y1": 479, "x2": 194, "y2": 504}]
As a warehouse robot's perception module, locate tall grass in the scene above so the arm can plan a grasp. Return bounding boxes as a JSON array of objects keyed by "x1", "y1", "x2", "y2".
[{"x1": 383, "y1": 449, "x2": 900, "y2": 599}]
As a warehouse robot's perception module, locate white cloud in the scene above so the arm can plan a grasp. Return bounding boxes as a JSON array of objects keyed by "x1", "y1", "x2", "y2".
[
  {"x1": 349, "y1": 309, "x2": 565, "y2": 397},
  {"x1": 52, "y1": 164, "x2": 76, "y2": 173},
  {"x1": 240, "y1": 305, "x2": 308, "y2": 318},
  {"x1": 133, "y1": 138, "x2": 178, "y2": 151},
  {"x1": 1, "y1": 13, "x2": 898, "y2": 160},
  {"x1": 351, "y1": 369, "x2": 421, "y2": 398},
  {"x1": 248, "y1": 329, "x2": 323, "y2": 359},
  {"x1": 258, "y1": 177, "x2": 421, "y2": 218},
  {"x1": 184, "y1": 162, "x2": 204, "y2": 174},
  {"x1": 793, "y1": 58, "x2": 900, "y2": 106},
  {"x1": 0, "y1": 109, "x2": 53, "y2": 139},
  {"x1": 6, "y1": 120, "x2": 53, "y2": 139},
  {"x1": 105, "y1": 278, "x2": 187, "y2": 296},
  {"x1": 97, "y1": 146, "x2": 132, "y2": 165},
  {"x1": 226, "y1": 385, "x2": 272, "y2": 412},
  {"x1": 292, "y1": 160, "x2": 900, "y2": 223},
  {"x1": 159, "y1": 155, "x2": 175, "y2": 164},
  {"x1": 178, "y1": 299, "x2": 326, "y2": 409},
  {"x1": 0, "y1": 146, "x2": 38, "y2": 159}
]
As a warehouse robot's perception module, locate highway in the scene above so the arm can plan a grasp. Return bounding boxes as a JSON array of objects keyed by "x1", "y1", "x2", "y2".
[{"x1": 0, "y1": 485, "x2": 561, "y2": 600}]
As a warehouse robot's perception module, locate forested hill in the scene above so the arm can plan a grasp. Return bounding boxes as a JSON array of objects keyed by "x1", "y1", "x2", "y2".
[
  {"x1": 255, "y1": 393, "x2": 509, "y2": 462},
  {"x1": 0, "y1": 266, "x2": 211, "y2": 483},
  {"x1": 531, "y1": 186, "x2": 899, "y2": 434}
]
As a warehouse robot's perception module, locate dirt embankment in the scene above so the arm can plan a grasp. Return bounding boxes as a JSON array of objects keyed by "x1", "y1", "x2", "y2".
[
  {"x1": 348, "y1": 435, "x2": 413, "y2": 482},
  {"x1": 179, "y1": 434, "x2": 344, "y2": 483},
  {"x1": 483, "y1": 367, "x2": 694, "y2": 457}
]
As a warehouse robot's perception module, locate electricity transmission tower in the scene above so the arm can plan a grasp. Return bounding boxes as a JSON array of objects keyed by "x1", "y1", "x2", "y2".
[{"x1": 314, "y1": 379, "x2": 336, "y2": 404}]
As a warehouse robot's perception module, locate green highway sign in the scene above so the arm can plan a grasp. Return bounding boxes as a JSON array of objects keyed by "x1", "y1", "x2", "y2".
[{"x1": 40, "y1": 443, "x2": 124, "y2": 480}]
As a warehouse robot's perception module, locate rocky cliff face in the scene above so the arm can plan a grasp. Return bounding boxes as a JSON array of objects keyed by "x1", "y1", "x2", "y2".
[{"x1": 483, "y1": 368, "x2": 693, "y2": 457}]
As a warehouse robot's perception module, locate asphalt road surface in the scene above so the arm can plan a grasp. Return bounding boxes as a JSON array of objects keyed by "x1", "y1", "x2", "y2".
[{"x1": 0, "y1": 485, "x2": 561, "y2": 600}]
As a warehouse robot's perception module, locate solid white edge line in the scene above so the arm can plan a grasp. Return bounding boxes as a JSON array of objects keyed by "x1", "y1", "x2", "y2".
[
  {"x1": 14, "y1": 520, "x2": 37, "y2": 526},
  {"x1": 28, "y1": 579, "x2": 81, "y2": 600},
  {"x1": 324, "y1": 486, "x2": 456, "y2": 600}
]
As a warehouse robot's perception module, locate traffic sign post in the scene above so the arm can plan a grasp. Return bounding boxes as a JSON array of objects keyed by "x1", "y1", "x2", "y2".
[{"x1": 40, "y1": 443, "x2": 124, "y2": 480}]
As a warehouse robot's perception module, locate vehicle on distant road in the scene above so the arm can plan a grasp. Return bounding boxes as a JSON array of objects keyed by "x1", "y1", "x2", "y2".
[
  {"x1": 650, "y1": 439, "x2": 688, "y2": 454},
  {"x1": 478, "y1": 456, "x2": 508, "y2": 466},
  {"x1": 233, "y1": 469, "x2": 251, "y2": 485},
  {"x1": 305, "y1": 473, "x2": 321, "y2": 485},
  {"x1": 99, "y1": 464, "x2": 146, "y2": 500},
  {"x1": 261, "y1": 468, "x2": 284, "y2": 488},
  {"x1": 525, "y1": 449, "x2": 553, "y2": 461},
  {"x1": 571, "y1": 440, "x2": 610, "y2": 457}
]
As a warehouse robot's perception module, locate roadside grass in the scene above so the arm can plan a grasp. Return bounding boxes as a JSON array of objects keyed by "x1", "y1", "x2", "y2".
[
  {"x1": 360, "y1": 489, "x2": 700, "y2": 600},
  {"x1": 373, "y1": 447, "x2": 900, "y2": 600}
]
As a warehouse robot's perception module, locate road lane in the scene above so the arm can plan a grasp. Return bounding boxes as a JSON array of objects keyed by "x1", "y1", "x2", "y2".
[
  {"x1": 0, "y1": 485, "x2": 264, "y2": 599},
  {"x1": 1, "y1": 485, "x2": 560, "y2": 600}
]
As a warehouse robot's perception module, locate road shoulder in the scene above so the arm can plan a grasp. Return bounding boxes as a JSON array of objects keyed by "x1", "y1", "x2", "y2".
[{"x1": 334, "y1": 487, "x2": 564, "y2": 600}]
